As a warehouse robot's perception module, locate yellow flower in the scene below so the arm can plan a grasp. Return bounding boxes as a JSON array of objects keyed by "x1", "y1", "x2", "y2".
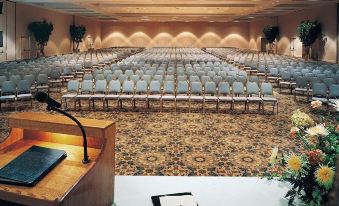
[
  {"x1": 306, "y1": 124, "x2": 329, "y2": 137},
  {"x1": 291, "y1": 110, "x2": 314, "y2": 128},
  {"x1": 315, "y1": 166, "x2": 335, "y2": 190},
  {"x1": 311, "y1": 100, "x2": 322, "y2": 109},
  {"x1": 287, "y1": 154, "x2": 302, "y2": 173},
  {"x1": 269, "y1": 146, "x2": 279, "y2": 165}
]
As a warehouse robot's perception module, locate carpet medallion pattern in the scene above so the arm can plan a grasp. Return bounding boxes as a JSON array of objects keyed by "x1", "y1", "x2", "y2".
[{"x1": 0, "y1": 90, "x2": 317, "y2": 176}]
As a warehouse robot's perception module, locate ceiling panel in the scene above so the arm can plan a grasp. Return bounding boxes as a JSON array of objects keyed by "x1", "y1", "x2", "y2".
[{"x1": 13, "y1": 0, "x2": 336, "y2": 22}]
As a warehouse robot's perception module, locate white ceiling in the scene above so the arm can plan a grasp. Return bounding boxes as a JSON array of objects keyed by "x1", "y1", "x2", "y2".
[{"x1": 13, "y1": 0, "x2": 337, "y2": 22}]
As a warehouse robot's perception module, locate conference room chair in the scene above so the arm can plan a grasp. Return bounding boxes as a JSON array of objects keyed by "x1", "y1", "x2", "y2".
[
  {"x1": 328, "y1": 84, "x2": 339, "y2": 105},
  {"x1": 76, "y1": 80, "x2": 93, "y2": 110},
  {"x1": 204, "y1": 81, "x2": 218, "y2": 112},
  {"x1": 119, "y1": 80, "x2": 135, "y2": 108},
  {"x1": 175, "y1": 80, "x2": 190, "y2": 110},
  {"x1": 16, "y1": 80, "x2": 33, "y2": 108},
  {"x1": 147, "y1": 80, "x2": 162, "y2": 109},
  {"x1": 311, "y1": 82, "x2": 328, "y2": 104},
  {"x1": 133, "y1": 80, "x2": 148, "y2": 108},
  {"x1": 61, "y1": 79, "x2": 79, "y2": 110},
  {"x1": 232, "y1": 81, "x2": 247, "y2": 111},
  {"x1": 294, "y1": 76, "x2": 308, "y2": 101},
  {"x1": 278, "y1": 71, "x2": 294, "y2": 93},
  {"x1": 105, "y1": 80, "x2": 121, "y2": 109},
  {"x1": 9, "y1": 75, "x2": 21, "y2": 86},
  {"x1": 92, "y1": 80, "x2": 107, "y2": 110},
  {"x1": 161, "y1": 80, "x2": 176, "y2": 111},
  {"x1": 189, "y1": 81, "x2": 204, "y2": 112},
  {"x1": 261, "y1": 82, "x2": 278, "y2": 114},
  {"x1": 0, "y1": 75, "x2": 7, "y2": 92},
  {"x1": 246, "y1": 82, "x2": 262, "y2": 113},
  {"x1": 218, "y1": 81, "x2": 233, "y2": 111},
  {"x1": 0, "y1": 81, "x2": 16, "y2": 110},
  {"x1": 36, "y1": 74, "x2": 50, "y2": 94}
]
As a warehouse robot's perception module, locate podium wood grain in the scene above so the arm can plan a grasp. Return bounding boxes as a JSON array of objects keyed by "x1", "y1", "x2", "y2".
[{"x1": 0, "y1": 112, "x2": 115, "y2": 206}]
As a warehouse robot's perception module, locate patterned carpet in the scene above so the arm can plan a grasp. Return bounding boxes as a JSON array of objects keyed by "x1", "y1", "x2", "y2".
[{"x1": 0, "y1": 88, "x2": 314, "y2": 176}]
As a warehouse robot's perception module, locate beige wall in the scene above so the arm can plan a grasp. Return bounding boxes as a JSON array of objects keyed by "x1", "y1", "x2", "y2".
[
  {"x1": 249, "y1": 4, "x2": 337, "y2": 63},
  {"x1": 249, "y1": 17, "x2": 278, "y2": 51},
  {"x1": 101, "y1": 22, "x2": 249, "y2": 49},
  {"x1": 14, "y1": 3, "x2": 102, "y2": 60}
]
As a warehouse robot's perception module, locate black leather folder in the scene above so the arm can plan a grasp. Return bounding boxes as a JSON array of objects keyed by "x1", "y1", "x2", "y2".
[{"x1": 0, "y1": 145, "x2": 67, "y2": 187}]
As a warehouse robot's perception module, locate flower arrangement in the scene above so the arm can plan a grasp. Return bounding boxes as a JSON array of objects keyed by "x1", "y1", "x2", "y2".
[{"x1": 267, "y1": 101, "x2": 339, "y2": 206}]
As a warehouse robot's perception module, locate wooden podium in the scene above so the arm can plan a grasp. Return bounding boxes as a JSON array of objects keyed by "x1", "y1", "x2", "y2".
[{"x1": 0, "y1": 112, "x2": 115, "y2": 206}]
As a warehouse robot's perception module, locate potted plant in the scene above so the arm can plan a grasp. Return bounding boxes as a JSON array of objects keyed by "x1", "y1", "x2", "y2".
[
  {"x1": 297, "y1": 20, "x2": 322, "y2": 60},
  {"x1": 70, "y1": 25, "x2": 86, "y2": 53},
  {"x1": 28, "y1": 19, "x2": 54, "y2": 57},
  {"x1": 263, "y1": 26, "x2": 279, "y2": 53}
]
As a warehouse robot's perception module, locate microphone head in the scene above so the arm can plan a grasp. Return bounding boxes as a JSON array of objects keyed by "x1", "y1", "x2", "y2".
[{"x1": 35, "y1": 91, "x2": 48, "y2": 103}]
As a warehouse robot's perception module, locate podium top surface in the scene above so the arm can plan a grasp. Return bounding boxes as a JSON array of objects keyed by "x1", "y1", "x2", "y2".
[
  {"x1": 8, "y1": 112, "x2": 115, "y2": 137},
  {"x1": 9, "y1": 112, "x2": 114, "y2": 129}
]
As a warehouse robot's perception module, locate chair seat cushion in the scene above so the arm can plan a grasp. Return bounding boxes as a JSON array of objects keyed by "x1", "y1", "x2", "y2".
[
  {"x1": 312, "y1": 97, "x2": 328, "y2": 103},
  {"x1": 17, "y1": 94, "x2": 32, "y2": 99},
  {"x1": 162, "y1": 95, "x2": 175, "y2": 100},
  {"x1": 204, "y1": 96, "x2": 218, "y2": 101},
  {"x1": 190, "y1": 95, "x2": 204, "y2": 100},
  {"x1": 148, "y1": 95, "x2": 162, "y2": 100},
  {"x1": 134, "y1": 94, "x2": 148, "y2": 99},
  {"x1": 218, "y1": 96, "x2": 232, "y2": 101},
  {"x1": 247, "y1": 97, "x2": 262, "y2": 102},
  {"x1": 119, "y1": 94, "x2": 133, "y2": 99},
  {"x1": 0, "y1": 95, "x2": 16, "y2": 100},
  {"x1": 62, "y1": 94, "x2": 77, "y2": 99},
  {"x1": 262, "y1": 97, "x2": 277, "y2": 102},
  {"x1": 105, "y1": 94, "x2": 119, "y2": 99},
  {"x1": 92, "y1": 94, "x2": 105, "y2": 99},
  {"x1": 176, "y1": 95, "x2": 189, "y2": 100},
  {"x1": 233, "y1": 97, "x2": 247, "y2": 101},
  {"x1": 76, "y1": 94, "x2": 92, "y2": 99}
]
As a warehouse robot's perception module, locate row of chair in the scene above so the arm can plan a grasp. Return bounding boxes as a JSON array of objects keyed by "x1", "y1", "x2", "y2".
[{"x1": 61, "y1": 79, "x2": 278, "y2": 113}]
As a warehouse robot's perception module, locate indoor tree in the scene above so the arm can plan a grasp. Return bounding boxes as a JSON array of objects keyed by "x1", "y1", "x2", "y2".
[
  {"x1": 297, "y1": 20, "x2": 322, "y2": 60},
  {"x1": 28, "y1": 19, "x2": 54, "y2": 57},
  {"x1": 263, "y1": 26, "x2": 279, "y2": 53},
  {"x1": 70, "y1": 25, "x2": 86, "y2": 53}
]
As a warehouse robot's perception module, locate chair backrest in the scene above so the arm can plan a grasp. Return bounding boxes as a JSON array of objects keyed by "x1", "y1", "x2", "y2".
[
  {"x1": 149, "y1": 80, "x2": 161, "y2": 94},
  {"x1": 261, "y1": 82, "x2": 273, "y2": 96},
  {"x1": 177, "y1": 81, "x2": 189, "y2": 94},
  {"x1": 312, "y1": 83, "x2": 327, "y2": 97},
  {"x1": 225, "y1": 76, "x2": 235, "y2": 86},
  {"x1": 190, "y1": 81, "x2": 202, "y2": 95},
  {"x1": 295, "y1": 76, "x2": 308, "y2": 88},
  {"x1": 163, "y1": 81, "x2": 175, "y2": 94},
  {"x1": 205, "y1": 81, "x2": 216, "y2": 95},
  {"x1": 136, "y1": 80, "x2": 148, "y2": 93},
  {"x1": 80, "y1": 80, "x2": 93, "y2": 93},
  {"x1": 0, "y1": 75, "x2": 7, "y2": 87},
  {"x1": 95, "y1": 74, "x2": 105, "y2": 81},
  {"x1": 232, "y1": 82, "x2": 244, "y2": 95},
  {"x1": 94, "y1": 80, "x2": 107, "y2": 93},
  {"x1": 83, "y1": 73, "x2": 93, "y2": 81},
  {"x1": 17, "y1": 80, "x2": 31, "y2": 94},
  {"x1": 10, "y1": 75, "x2": 21, "y2": 85},
  {"x1": 130, "y1": 74, "x2": 140, "y2": 83},
  {"x1": 246, "y1": 82, "x2": 259, "y2": 95},
  {"x1": 37, "y1": 74, "x2": 49, "y2": 84},
  {"x1": 122, "y1": 80, "x2": 134, "y2": 93},
  {"x1": 177, "y1": 75, "x2": 187, "y2": 81},
  {"x1": 67, "y1": 80, "x2": 79, "y2": 93},
  {"x1": 1, "y1": 81, "x2": 16, "y2": 95},
  {"x1": 50, "y1": 69, "x2": 61, "y2": 79},
  {"x1": 108, "y1": 80, "x2": 121, "y2": 93},
  {"x1": 329, "y1": 84, "x2": 339, "y2": 98},
  {"x1": 218, "y1": 82, "x2": 230, "y2": 95},
  {"x1": 142, "y1": 75, "x2": 151, "y2": 84},
  {"x1": 118, "y1": 74, "x2": 128, "y2": 83}
]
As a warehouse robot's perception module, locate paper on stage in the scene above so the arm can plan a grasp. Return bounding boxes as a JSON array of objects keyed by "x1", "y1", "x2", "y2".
[{"x1": 159, "y1": 195, "x2": 197, "y2": 206}]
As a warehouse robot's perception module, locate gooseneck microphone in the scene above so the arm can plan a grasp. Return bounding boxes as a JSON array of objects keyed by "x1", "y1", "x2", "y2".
[
  {"x1": 35, "y1": 92, "x2": 90, "y2": 164},
  {"x1": 35, "y1": 91, "x2": 62, "y2": 108}
]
